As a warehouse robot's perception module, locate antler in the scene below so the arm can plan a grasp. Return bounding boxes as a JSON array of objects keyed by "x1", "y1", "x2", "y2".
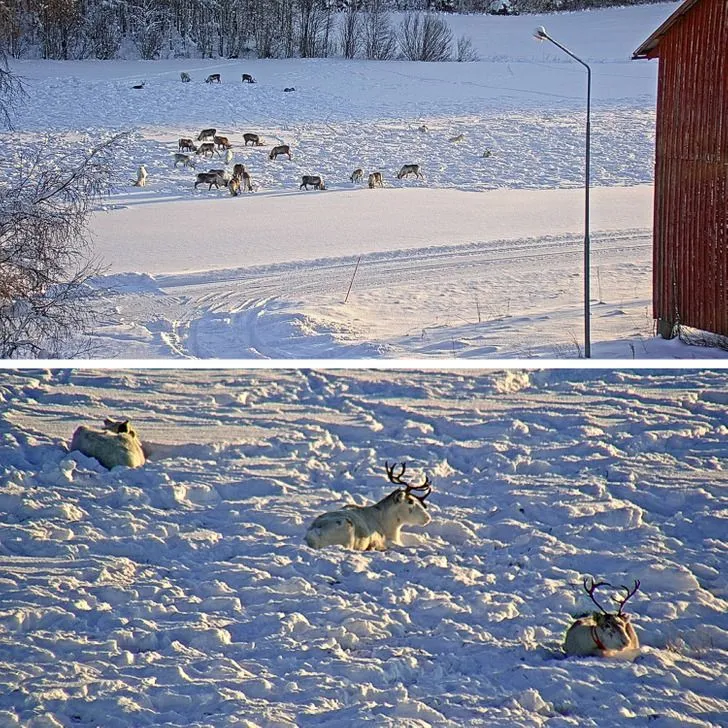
[
  {"x1": 385, "y1": 461, "x2": 432, "y2": 503},
  {"x1": 583, "y1": 577, "x2": 612, "y2": 614},
  {"x1": 613, "y1": 580, "x2": 641, "y2": 615}
]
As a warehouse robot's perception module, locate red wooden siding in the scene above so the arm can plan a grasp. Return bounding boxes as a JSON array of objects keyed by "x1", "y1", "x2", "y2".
[{"x1": 650, "y1": 0, "x2": 728, "y2": 337}]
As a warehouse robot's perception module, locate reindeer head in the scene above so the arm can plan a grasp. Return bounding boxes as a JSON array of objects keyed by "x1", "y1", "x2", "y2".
[
  {"x1": 103, "y1": 418, "x2": 137, "y2": 438},
  {"x1": 385, "y1": 461, "x2": 432, "y2": 526},
  {"x1": 583, "y1": 578, "x2": 640, "y2": 650}
]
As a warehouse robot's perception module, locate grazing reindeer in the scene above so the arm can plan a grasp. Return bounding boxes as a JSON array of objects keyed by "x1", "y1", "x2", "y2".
[
  {"x1": 449, "y1": 133, "x2": 465, "y2": 143},
  {"x1": 305, "y1": 462, "x2": 433, "y2": 551},
  {"x1": 564, "y1": 578, "x2": 641, "y2": 657},
  {"x1": 242, "y1": 73, "x2": 256, "y2": 83},
  {"x1": 196, "y1": 142, "x2": 217, "y2": 158},
  {"x1": 397, "y1": 164, "x2": 424, "y2": 180},
  {"x1": 205, "y1": 73, "x2": 221, "y2": 83},
  {"x1": 269, "y1": 144, "x2": 292, "y2": 160},
  {"x1": 240, "y1": 169, "x2": 253, "y2": 192},
  {"x1": 70, "y1": 418, "x2": 145, "y2": 470},
  {"x1": 179, "y1": 138, "x2": 197, "y2": 152},
  {"x1": 300, "y1": 174, "x2": 325, "y2": 190},
  {"x1": 229, "y1": 177, "x2": 241, "y2": 196},
  {"x1": 368, "y1": 171, "x2": 383, "y2": 189},
  {"x1": 132, "y1": 81, "x2": 145, "y2": 89},
  {"x1": 350, "y1": 168, "x2": 364, "y2": 184},
  {"x1": 244, "y1": 133, "x2": 264, "y2": 146},
  {"x1": 173, "y1": 153, "x2": 195, "y2": 169},
  {"x1": 224, "y1": 148, "x2": 234, "y2": 165},
  {"x1": 180, "y1": 72, "x2": 191, "y2": 82},
  {"x1": 133, "y1": 164, "x2": 148, "y2": 187},
  {"x1": 214, "y1": 135, "x2": 232, "y2": 150},
  {"x1": 194, "y1": 170, "x2": 227, "y2": 190},
  {"x1": 197, "y1": 128, "x2": 217, "y2": 141},
  {"x1": 231, "y1": 163, "x2": 253, "y2": 193}
]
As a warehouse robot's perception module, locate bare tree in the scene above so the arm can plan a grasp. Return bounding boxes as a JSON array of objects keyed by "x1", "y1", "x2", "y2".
[
  {"x1": 130, "y1": 0, "x2": 168, "y2": 59},
  {"x1": 339, "y1": 4, "x2": 363, "y2": 58},
  {"x1": 0, "y1": 133, "x2": 127, "y2": 358},
  {"x1": 0, "y1": 48, "x2": 24, "y2": 129},
  {"x1": 399, "y1": 12, "x2": 453, "y2": 61},
  {"x1": 364, "y1": 0, "x2": 397, "y2": 60}
]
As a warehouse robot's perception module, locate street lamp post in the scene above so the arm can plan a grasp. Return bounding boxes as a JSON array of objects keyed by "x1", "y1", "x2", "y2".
[{"x1": 534, "y1": 26, "x2": 592, "y2": 358}]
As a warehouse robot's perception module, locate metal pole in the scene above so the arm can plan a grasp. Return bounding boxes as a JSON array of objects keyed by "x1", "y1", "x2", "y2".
[
  {"x1": 584, "y1": 64, "x2": 591, "y2": 358},
  {"x1": 344, "y1": 255, "x2": 361, "y2": 304},
  {"x1": 535, "y1": 29, "x2": 592, "y2": 358}
]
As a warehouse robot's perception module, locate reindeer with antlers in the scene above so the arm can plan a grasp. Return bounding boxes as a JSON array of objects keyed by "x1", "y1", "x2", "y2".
[
  {"x1": 563, "y1": 578, "x2": 641, "y2": 657},
  {"x1": 305, "y1": 462, "x2": 433, "y2": 551}
]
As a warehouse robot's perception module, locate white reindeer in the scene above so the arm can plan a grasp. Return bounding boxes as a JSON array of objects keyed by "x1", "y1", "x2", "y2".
[
  {"x1": 564, "y1": 578, "x2": 641, "y2": 657},
  {"x1": 133, "y1": 164, "x2": 148, "y2": 187},
  {"x1": 305, "y1": 462, "x2": 432, "y2": 551},
  {"x1": 70, "y1": 418, "x2": 146, "y2": 470}
]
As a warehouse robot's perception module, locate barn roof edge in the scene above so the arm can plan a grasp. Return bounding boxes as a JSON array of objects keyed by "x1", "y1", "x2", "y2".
[{"x1": 632, "y1": 0, "x2": 702, "y2": 59}]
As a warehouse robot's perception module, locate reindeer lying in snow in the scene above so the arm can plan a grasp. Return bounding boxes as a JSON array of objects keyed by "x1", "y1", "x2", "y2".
[
  {"x1": 70, "y1": 418, "x2": 146, "y2": 470},
  {"x1": 305, "y1": 462, "x2": 432, "y2": 551},
  {"x1": 564, "y1": 578, "x2": 640, "y2": 657}
]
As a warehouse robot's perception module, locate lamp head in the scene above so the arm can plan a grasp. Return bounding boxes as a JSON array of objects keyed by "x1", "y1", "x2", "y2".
[{"x1": 534, "y1": 26, "x2": 549, "y2": 41}]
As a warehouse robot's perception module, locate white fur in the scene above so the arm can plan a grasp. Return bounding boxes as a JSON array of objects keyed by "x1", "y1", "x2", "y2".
[
  {"x1": 564, "y1": 612, "x2": 639, "y2": 657},
  {"x1": 133, "y1": 165, "x2": 148, "y2": 187},
  {"x1": 305, "y1": 489, "x2": 431, "y2": 551},
  {"x1": 70, "y1": 419, "x2": 145, "y2": 470}
]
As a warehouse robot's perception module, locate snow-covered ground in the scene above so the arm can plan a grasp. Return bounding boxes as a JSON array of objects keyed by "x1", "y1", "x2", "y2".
[
  {"x1": 9, "y1": 2, "x2": 726, "y2": 359},
  {"x1": 1, "y1": 367, "x2": 726, "y2": 726}
]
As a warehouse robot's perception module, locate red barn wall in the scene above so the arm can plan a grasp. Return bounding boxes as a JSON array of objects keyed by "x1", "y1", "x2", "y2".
[{"x1": 652, "y1": 0, "x2": 728, "y2": 337}]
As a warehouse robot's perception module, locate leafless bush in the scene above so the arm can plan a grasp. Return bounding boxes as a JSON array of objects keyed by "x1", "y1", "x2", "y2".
[
  {"x1": 0, "y1": 133, "x2": 127, "y2": 358},
  {"x1": 398, "y1": 12, "x2": 453, "y2": 62},
  {"x1": 456, "y1": 34, "x2": 479, "y2": 61}
]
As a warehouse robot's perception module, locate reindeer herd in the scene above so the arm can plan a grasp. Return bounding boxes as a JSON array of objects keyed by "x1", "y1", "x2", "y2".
[
  {"x1": 133, "y1": 125, "x2": 426, "y2": 197},
  {"x1": 68, "y1": 417, "x2": 645, "y2": 661}
]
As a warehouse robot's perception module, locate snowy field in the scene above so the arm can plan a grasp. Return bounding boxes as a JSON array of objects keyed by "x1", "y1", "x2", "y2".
[
  {"x1": 9, "y1": 2, "x2": 726, "y2": 359},
  {"x1": 0, "y1": 367, "x2": 727, "y2": 726}
]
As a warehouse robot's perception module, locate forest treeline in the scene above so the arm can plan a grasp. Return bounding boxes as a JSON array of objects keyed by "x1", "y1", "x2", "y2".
[{"x1": 0, "y1": 0, "x2": 667, "y2": 61}]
